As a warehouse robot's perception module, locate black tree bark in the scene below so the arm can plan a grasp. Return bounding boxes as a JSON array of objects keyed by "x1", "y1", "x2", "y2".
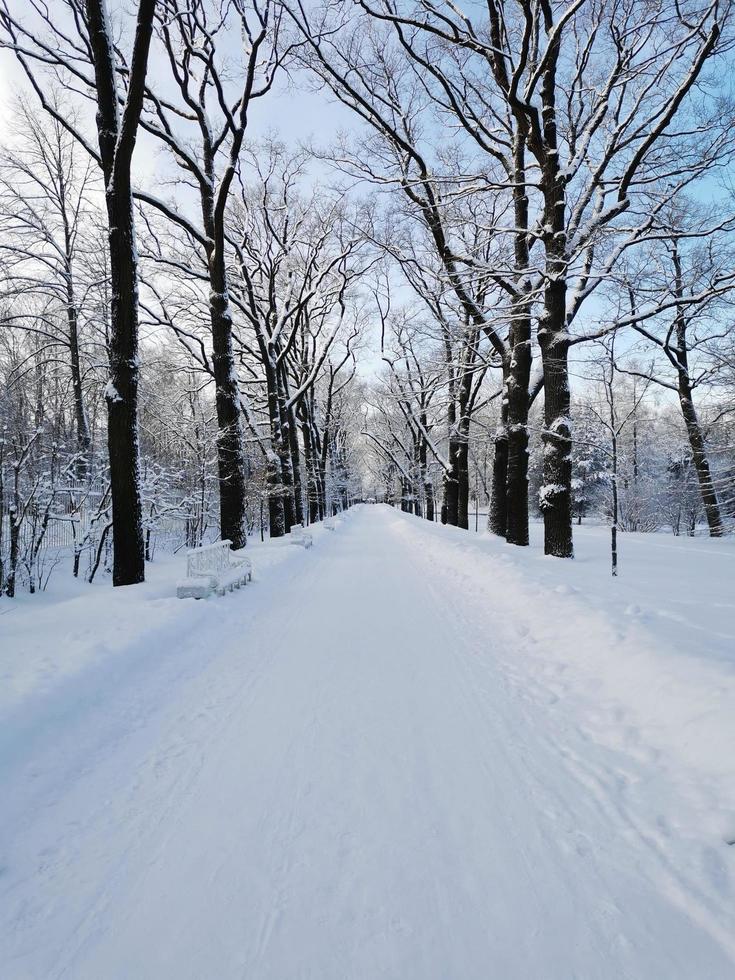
[{"x1": 87, "y1": 0, "x2": 157, "y2": 585}]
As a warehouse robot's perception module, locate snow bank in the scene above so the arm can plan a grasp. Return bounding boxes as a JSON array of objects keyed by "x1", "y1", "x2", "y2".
[
  {"x1": 391, "y1": 512, "x2": 735, "y2": 948},
  {"x1": 0, "y1": 518, "x2": 335, "y2": 721}
]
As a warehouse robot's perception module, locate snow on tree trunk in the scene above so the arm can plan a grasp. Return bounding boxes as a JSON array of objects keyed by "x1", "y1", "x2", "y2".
[
  {"x1": 104, "y1": 176, "x2": 146, "y2": 585},
  {"x1": 538, "y1": 126, "x2": 574, "y2": 558},
  {"x1": 86, "y1": 0, "x2": 157, "y2": 586},
  {"x1": 209, "y1": 281, "x2": 248, "y2": 550},
  {"x1": 488, "y1": 417, "x2": 509, "y2": 537},
  {"x1": 505, "y1": 143, "x2": 533, "y2": 547},
  {"x1": 677, "y1": 378, "x2": 724, "y2": 538}
]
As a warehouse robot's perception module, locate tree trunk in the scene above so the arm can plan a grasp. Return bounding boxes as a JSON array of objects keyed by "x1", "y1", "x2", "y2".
[
  {"x1": 504, "y1": 134, "x2": 533, "y2": 546},
  {"x1": 489, "y1": 437, "x2": 508, "y2": 537},
  {"x1": 534, "y1": 37, "x2": 574, "y2": 559},
  {"x1": 538, "y1": 165, "x2": 573, "y2": 556},
  {"x1": 444, "y1": 448, "x2": 460, "y2": 526},
  {"x1": 456, "y1": 349, "x2": 473, "y2": 531},
  {"x1": 6, "y1": 506, "x2": 19, "y2": 598},
  {"x1": 86, "y1": 0, "x2": 156, "y2": 586},
  {"x1": 505, "y1": 409, "x2": 530, "y2": 546},
  {"x1": 300, "y1": 417, "x2": 320, "y2": 524},
  {"x1": 418, "y1": 425, "x2": 434, "y2": 522},
  {"x1": 489, "y1": 376, "x2": 509, "y2": 537},
  {"x1": 424, "y1": 486, "x2": 434, "y2": 522},
  {"x1": 278, "y1": 422, "x2": 296, "y2": 532},
  {"x1": 0, "y1": 461, "x2": 5, "y2": 590},
  {"x1": 209, "y1": 274, "x2": 248, "y2": 549},
  {"x1": 286, "y1": 400, "x2": 304, "y2": 526},
  {"x1": 270, "y1": 362, "x2": 295, "y2": 532},
  {"x1": 261, "y1": 349, "x2": 289, "y2": 537},
  {"x1": 678, "y1": 375, "x2": 723, "y2": 536},
  {"x1": 611, "y1": 432, "x2": 619, "y2": 577},
  {"x1": 457, "y1": 437, "x2": 469, "y2": 530},
  {"x1": 505, "y1": 326, "x2": 532, "y2": 546},
  {"x1": 539, "y1": 330, "x2": 573, "y2": 558},
  {"x1": 104, "y1": 173, "x2": 145, "y2": 584},
  {"x1": 266, "y1": 450, "x2": 286, "y2": 537},
  {"x1": 59, "y1": 130, "x2": 91, "y2": 479},
  {"x1": 63, "y1": 247, "x2": 92, "y2": 479},
  {"x1": 670, "y1": 248, "x2": 724, "y2": 538},
  {"x1": 317, "y1": 447, "x2": 328, "y2": 520}
]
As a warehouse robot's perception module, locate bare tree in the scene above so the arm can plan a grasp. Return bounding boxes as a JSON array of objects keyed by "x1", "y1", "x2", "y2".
[
  {"x1": 615, "y1": 215, "x2": 735, "y2": 536},
  {"x1": 130, "y1": 0, "x2": 285, "y2": 549},
  {"x1": 582, "y1": 337, "x2": 652, "y2": 575},
  {"x1": 2, "y1": 0, "x2": 159, "y2": 584},
  {"x1": 287, "y1": 0, "x2": 735, "y2": 558},
  {"x1": 228, "y1": 145, "x2": 367, "y2": 534},
  {"x1": 0, "y1": 100, "x2": 96, "y2": 477}
]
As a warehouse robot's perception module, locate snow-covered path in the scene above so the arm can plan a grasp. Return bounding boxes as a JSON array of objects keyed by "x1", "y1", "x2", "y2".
[{"x1": 2, "y1": 506, "x2": 734, "y2": 979}]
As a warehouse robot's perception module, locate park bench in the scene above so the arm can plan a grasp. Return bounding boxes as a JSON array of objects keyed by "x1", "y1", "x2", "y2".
[
  {"x1": 324, "y1": 516, "x2": 340, "y2": 531},
  {"x1": 289, "y1": 523, "x2": 313, "y2": 548},
  {"x1": 177, "y1": 540, "x2": 252, "y2": 599}
]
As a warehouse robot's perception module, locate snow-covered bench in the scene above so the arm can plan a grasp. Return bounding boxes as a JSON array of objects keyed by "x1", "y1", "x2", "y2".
[
  {"x1": 177, "y1": 540, "x2": 252, "y2": 599},
  {"x1": 289, "y1": 523, "x2": 313, "y2": 548},
  {"x1": 324, "y1": 516, "x2": 340, "y2": 531}
]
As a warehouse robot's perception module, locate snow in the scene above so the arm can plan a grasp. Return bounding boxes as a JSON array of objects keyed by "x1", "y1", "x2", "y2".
[
  {"x1": 538, "y1": 482, "x2": 566, "y2": 507},
  {"x1": 103, "y1": 380, "x2": 122, "y2": 403},
  {"x1": 0, "y1": 528, "x2": 323, "y2": 719},
  {"x1": 1, "y1": 506, "x2": 734, "y2": 978}
]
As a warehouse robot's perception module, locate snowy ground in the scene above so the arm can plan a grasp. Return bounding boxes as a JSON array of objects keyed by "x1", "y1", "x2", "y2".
[{"x1": 1, "y1": 506, "x2": 734, "y2": 979}]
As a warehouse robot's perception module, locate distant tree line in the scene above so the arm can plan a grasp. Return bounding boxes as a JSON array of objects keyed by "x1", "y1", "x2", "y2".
[{"x1": 1, "y1": 0, "x2": 734, "y2": 593}]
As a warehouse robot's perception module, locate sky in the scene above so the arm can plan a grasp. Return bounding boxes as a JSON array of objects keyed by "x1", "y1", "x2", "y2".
[
  {"x1": 0, "y1": 4, "x2": 355, "y2": 185},
  {"x1": 0, "y1": 1, "x2": 730, "y2": 396},
  {"x1": 0, "y1": 7, "x2": 387, "y2": 375}
]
